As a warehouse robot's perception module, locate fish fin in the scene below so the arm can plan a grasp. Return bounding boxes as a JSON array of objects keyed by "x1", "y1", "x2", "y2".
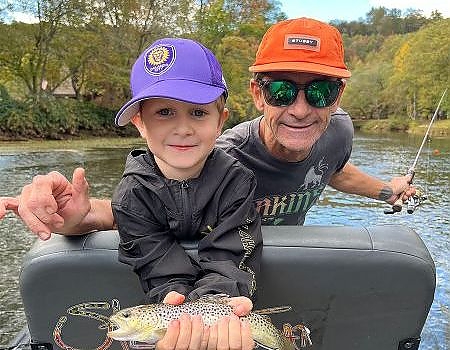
[
  {"x1": 254, "y1": 306, "x2": 292, "y2": 315},
  {"x1": 129, "y1": 340, "x2": 156, "y2": 349},
  {"x1": 135, "y1": 327, "x2": 165, "y2": 344},
  {"x1": 254, "y1": 340, "x2": 276, "y2": 350},
  {"x1": 153, "y1": 328, "x2": 167, "y2": 340}
]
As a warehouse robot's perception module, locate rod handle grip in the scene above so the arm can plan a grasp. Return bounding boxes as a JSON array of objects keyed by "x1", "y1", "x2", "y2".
[{"x1": 391, "y1": 170, "x2": 414, "y2": 213}]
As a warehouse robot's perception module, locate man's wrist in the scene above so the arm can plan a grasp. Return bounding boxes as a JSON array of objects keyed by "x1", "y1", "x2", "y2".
[{"x1": 378, "y1": 186, "x2": 394, "y2": 202}]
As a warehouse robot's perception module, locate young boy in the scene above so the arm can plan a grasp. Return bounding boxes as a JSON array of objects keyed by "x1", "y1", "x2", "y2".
[{"x1": 111, "y1": 38, "x2": 262, "y2": 305}]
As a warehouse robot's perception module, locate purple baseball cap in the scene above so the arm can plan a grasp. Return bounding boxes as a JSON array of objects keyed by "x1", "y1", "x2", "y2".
[{"x1": 115, "y1": 38, "x2": 228, "y2": 126}]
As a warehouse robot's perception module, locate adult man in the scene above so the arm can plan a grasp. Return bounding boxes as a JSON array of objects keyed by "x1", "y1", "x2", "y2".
[{"x1": 1, "y1": 17, "x2": 413, "y2": 349}]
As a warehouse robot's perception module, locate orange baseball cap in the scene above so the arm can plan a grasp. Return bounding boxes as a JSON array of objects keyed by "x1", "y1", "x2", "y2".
[{"x1": 249, "y1": 17, "x2": 351, "y2": 78}]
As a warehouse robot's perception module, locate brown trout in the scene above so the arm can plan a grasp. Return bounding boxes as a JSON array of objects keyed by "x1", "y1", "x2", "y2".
[{"x1": 107, "y1": 295, "x2": 311, "y2": 349}]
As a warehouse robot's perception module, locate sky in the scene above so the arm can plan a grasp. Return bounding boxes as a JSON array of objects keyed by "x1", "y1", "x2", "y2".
[
  {"x1": 9, "y1": 0, "x2": 450, "y2": 23},
  {"x1": 279, "y1": 0, "x2": 450, "y2": 22}
]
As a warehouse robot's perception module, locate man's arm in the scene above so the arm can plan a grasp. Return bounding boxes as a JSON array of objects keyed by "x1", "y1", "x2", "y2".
[{"x1": 329, "y1": 162, "x2": 415, "y2": 204}]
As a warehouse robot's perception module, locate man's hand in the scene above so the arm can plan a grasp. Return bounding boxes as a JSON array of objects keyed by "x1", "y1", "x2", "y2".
[
  {"x1": 0, "y1": 197, "x2": 19, "y2": 219},
  {"x1": 13, "y1": 168, "x2": 91, "y2": 240},
  {"x1": 385, "y1": 173, "x2": 416, "y2": 204}
]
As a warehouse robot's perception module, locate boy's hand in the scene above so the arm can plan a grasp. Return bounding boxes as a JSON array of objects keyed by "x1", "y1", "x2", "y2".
[
  {"x1": 157, "y1": 292, "x2": 254, "y2": 350},
  {"x1": 227, "y1": 296, "x2": 253, "y2": 316},
  {"x1": 162, "y1": 291, "x2": 186, "y2": 305}
]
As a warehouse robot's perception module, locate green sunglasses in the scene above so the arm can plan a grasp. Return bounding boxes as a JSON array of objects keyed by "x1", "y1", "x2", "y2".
[{"x1": 258, "y1": 79, "x2": 343, "y2": 108}]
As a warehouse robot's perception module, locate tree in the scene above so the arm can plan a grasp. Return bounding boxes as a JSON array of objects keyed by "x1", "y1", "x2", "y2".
[
  {"x1": 215, "y1": 35, "x2": 259, "y2": 126},
  {"x1": 388, "y1": 20, "x2": 449, "y2": 118},
  {"x1": 403, "y1": 9, "x2": 428, "y2": 33},
  {"x1": 84, "y1": 0, "x2": 197, "y2": 107},
  {"x1": 0, "y1": 0, "x2": 89, "y2": 98},
  {"x1": 193, "y1": 0, "x2": 285, "y2": 124},
  {"x1": 341, "y1": 34, "x2": 409, "y2": 119}
]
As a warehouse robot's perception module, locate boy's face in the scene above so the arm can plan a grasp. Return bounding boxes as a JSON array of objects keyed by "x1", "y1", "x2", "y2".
[{"x1": 132, "y1": 98, "x2": 228, "y2": 180}]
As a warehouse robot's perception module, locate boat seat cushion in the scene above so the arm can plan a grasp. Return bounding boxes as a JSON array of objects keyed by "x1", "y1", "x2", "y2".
[{"x1": 19, "y1": 225, "x2": 435, "y2": 350}]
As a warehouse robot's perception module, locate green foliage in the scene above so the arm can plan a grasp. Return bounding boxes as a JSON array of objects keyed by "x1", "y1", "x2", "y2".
[
  {"x1": 359, "y1": 117, "x2": 409, "y2": 132},
  {"x1": 0, "y1": 86, "x2": 129, "y2": 139},
  {"x1": 333, "y1": 6, "x2": 432, "y2": 36},
  {"x1": 343, "y1": 33, "x2": 386, "y2": 63},
  {"x1": 342, "y1": 19, "x2": 449, "y2": 122},
  {"x1": 388, "y1": 19, "x2": 449, "y2": 117},
  {"x1": 385, "y1": 117, "x2": 410, "y2": 131},
  {"x1": 215, "y1": 35, "x2": 260, "y2": 126},
  {"x1": 0, "y1": 3, "x2": 447, "y2": 138},
  {"x1": 0, "y1": 85, "x2": 32, "y2": 137}
]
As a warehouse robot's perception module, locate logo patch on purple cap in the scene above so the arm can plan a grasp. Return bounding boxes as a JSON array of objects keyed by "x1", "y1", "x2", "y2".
[{"x1": 144, "y1": 44, "x2": 176, "y2": 76}]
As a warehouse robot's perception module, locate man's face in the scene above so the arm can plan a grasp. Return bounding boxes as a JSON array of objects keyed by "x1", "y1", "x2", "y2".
[{"x1": 250, "y1": 71, "x2": 345, "y2": 162}]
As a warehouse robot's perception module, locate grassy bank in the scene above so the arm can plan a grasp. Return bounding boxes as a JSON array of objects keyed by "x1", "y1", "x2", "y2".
[
  {"x1": 353, "y1": 119, "x2": 450, "y2": 137},
  {"x1": 0, "y1": 136, "x2": 145, "y2": 151}
]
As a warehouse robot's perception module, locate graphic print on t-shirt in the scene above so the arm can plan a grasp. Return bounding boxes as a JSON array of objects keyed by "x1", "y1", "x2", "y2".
[
  {"x1": 254, "y1": 158, "x2": 330, "y2": 225},
  {"x1": 298, "y1": 157, "x2": 328, "y2": 191}
]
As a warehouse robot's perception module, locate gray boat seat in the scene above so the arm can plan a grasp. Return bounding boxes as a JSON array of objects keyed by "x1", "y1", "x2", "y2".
[{"x1": 19, "y1": 225, "x2": 435, "y2": 350}]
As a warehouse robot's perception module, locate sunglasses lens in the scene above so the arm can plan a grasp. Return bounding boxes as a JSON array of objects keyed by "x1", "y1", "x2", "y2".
[
  {"x1": 261, "y1": 79, "x2": 341, "y2": 108},
  {"x1": 305, "y1": 80, "x2": 341, "y2": 108},
  {"x1": 264, "y1": 81, "x2": 297, "y2": 106}
]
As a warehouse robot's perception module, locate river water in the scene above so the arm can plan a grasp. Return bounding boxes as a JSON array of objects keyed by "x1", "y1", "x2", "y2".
[{"x1": 0, "y1": 133, "x2": 448, "y2": 349}]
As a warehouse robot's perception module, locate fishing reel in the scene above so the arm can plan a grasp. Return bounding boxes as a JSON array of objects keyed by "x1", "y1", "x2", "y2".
[
  {"x1": 384, "y1": 189, "x2": 427, "y2": 215},
  {"x1": 406, "y1": 192, "x2": 427, "y2": 214}
]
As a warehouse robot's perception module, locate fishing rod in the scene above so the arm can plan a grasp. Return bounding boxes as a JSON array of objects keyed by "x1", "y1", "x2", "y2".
[{"x1": 385, "y1": 88, "x2": 447, "y2": 215}]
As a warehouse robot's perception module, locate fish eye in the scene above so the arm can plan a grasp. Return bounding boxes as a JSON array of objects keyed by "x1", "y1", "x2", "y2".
[{"x1": 122, "y1": 310, "x2": 131, "y2": 318}]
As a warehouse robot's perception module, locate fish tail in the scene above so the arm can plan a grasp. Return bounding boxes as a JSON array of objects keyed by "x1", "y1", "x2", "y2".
[
  {"x1": 280, "y1": 324, "x2": 312, "y2": 350},
  {"x1": 296, "y1": 324, "x2": 312, "y2": 348}
]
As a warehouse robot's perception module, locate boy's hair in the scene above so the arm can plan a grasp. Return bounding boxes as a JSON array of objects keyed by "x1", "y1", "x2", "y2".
[
  {"x1": 215, "y1": 94, "x2": 226, "y2": 113},
  {"x1": 116, "y1": 38, "x2": 228, "y2": 126}
]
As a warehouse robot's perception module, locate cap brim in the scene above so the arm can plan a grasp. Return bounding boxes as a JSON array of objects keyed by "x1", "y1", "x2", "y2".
[
  {"x1": 115, "y1": 80, "x2": 226, "y2": 126},
  {"x1": 249, "y1": 62, "x2": 351, "y2": 78}
]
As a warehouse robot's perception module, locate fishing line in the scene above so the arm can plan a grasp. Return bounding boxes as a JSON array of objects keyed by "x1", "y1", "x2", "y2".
[{"x1": 424, "y1": 136, "x2": 431, "y2": 199}]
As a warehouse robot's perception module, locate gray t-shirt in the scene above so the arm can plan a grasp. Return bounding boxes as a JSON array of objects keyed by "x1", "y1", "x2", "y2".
[{"x1": 216, "y1": 108, "x2": 354, "y2": 225}]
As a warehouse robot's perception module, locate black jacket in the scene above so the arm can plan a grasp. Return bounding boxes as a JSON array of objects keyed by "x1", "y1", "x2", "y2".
[{"x1": 112, "y1": 148, "x2": 262, "y2": 303}]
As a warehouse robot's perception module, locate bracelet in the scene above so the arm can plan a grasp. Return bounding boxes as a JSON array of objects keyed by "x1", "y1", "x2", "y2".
[{"x1": 378, "y1": 186, "x2": 394, "y2": 201}]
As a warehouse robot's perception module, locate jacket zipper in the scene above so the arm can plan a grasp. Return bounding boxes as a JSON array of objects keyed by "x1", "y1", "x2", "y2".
[{"x1": 180, "y1": 180, "x2": 191, "y2": 235}]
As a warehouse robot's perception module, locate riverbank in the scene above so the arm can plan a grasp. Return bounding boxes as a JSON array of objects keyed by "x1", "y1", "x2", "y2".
[
  {"x1": 0, "y1": 119, "x2": 448, "y2": 143},
  {"x1": 352, "y1": 119, "x2": 449, "y2": 137},
  {"x1": 0, "y1": 136, "x2": 144, "y2": 151}
]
